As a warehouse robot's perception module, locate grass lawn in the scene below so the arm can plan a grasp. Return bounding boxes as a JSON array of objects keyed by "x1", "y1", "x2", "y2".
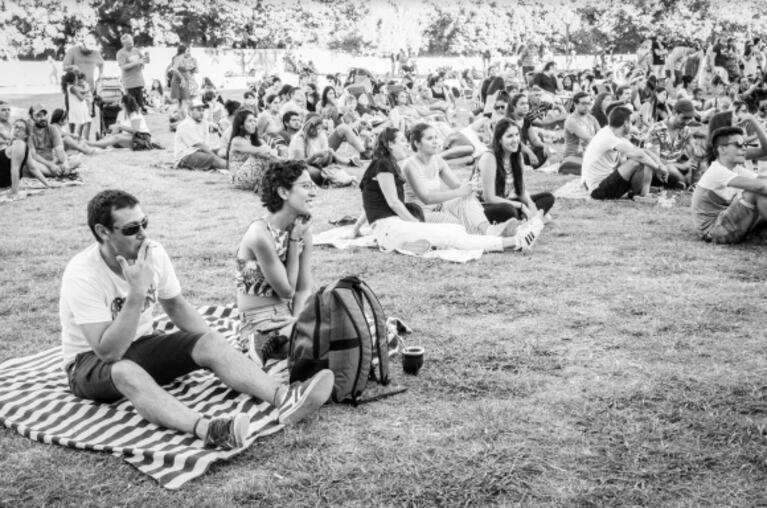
[{"x1": 1, "y1": 93, "x2": 767, "y2": 506}]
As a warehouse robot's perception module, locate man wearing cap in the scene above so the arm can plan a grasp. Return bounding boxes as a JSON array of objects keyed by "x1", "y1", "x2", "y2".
[
  {"x1": 174, "y1": 97, "x2": 226, "y2": 170},
  {"x1": 62, "y1": 33, "x2": 104, "y2": 91},
  {"x1": 643, "y1": 99, "x2": 699, "y2": 188},
  {"x1": 692, "y1": 126, "x2": 767, "y2": 243},
  {"x1": 116, "y1": 34, "x2": 148, "y2": 114},
  {"x1": 27, "y1": 104, "x2": 81, "y2": 176}
]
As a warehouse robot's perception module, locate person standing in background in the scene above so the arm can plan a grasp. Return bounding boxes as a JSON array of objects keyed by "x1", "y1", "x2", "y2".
[
  {"x1": 62, "y1": 33, "x2": 104, "y2": 141},
  {"x1": 117, "y1": 34, "x2": 148, "y2": 114}
]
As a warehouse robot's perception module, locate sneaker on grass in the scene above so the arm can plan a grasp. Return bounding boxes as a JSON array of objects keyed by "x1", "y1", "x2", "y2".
[
  {"x1": 278, "y1": 369, "x2": 334, "y2": 425},
  {"x1": 204, "y1": 413, "x2": 249, "y2": 449},
  {"x1": 514, "y1": 211, "x2": 545, "y2": 252}
]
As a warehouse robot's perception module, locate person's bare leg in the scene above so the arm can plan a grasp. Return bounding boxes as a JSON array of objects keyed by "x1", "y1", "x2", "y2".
[
  {"x1": 616, "y1": 160, "x2": 651, "y2": 196},
  {"x1": 332, "y1": 151, "x2": 351, "y2": 165},
  {"x1": 81, "y1": 120, "x2": 91, "y2": 142},
  {"x1": 743, "y1": 191, "x2": 767, "y2": 220},
  {"x1": 334, "y1": 124, "x2": 366, "y2": 153},
  {"x1": 88, "y1": 135, "x2": 124, "y2": 148},
  {"x1": 24, "y1": 158, "x2": 52, "y2": 185},
  {"x1": 111, "y1": 359, "x2": 203, "y2": 436},
  {"x1": 191, "y1": 331, "x2": 286, "y2": 405},
  {"x1": 64, "y1": 136, "x2": 93, "y2": 155},
  {"x1": 211, "y1": 155, "x2": 228, "y2": 169}
]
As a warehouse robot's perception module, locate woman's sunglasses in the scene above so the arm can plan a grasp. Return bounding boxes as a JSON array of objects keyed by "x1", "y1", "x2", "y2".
[{"x1": 114, "y1": 217, "x2": 149, "y2": 236}]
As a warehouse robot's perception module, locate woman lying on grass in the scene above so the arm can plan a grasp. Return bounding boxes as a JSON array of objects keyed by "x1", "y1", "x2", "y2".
[
  {"x1": 351, "y1": 127, "x2": 542, "y2": 253},
  {"x1": 402, "y1": 123, "x2": 543, "y2": 248},
  {"x1": 235, "y1": 160, "x2": 316, "y2": 368},
  {"x1": 475, "y1": 118, "x2": 555, "y2": 225}
]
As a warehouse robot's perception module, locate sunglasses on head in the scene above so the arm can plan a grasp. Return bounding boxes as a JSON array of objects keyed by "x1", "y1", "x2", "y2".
[{"x1": 113, "y1": 217, "x2": 148, "y2": 236}]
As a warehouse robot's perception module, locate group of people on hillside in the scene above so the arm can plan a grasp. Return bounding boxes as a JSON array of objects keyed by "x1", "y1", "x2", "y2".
[{"x1": 4, "y1": 30, "x2": 767, "y2": 456}]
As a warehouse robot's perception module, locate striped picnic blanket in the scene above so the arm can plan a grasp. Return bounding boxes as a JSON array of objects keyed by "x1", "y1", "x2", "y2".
[{"x1": 0, "y1": 305, "x2": 286, "y2": 490}]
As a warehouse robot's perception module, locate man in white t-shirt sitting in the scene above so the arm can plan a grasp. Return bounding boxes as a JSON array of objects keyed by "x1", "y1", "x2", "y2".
[
  {"x1": 691, "y1": 126, "x2": 767, "y2": 243},
  {"x1": 60, "y1": 190, "x2": 334, "y2": 450},
  {"x1": 174, "y1": 97, "x2": 226, "y2": 170},
  {"x1": 581, "y1": 106, "x2": 671, "y2": 200}
]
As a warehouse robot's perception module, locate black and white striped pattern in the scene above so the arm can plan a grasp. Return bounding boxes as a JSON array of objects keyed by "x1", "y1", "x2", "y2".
[{"x1": 0, "y1": 305, "x2": 286, "y2": 490}]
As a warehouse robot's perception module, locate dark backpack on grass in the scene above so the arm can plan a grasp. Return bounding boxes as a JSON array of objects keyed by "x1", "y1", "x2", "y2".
[{"x1": 289, "y1": 276, "x2": 390, "y2": 404}]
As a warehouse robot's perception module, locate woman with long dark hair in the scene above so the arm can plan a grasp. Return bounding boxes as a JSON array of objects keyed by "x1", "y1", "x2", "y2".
[
  {"x1": 475, "y1": 118, "x2": 555, "y2": 224},
  {"x1": 351, "y1": 127, "x2": 532, "y2": 252},
  {"x1": 639, "y1": 88, "x2": 671, "y2": 129},
  {"x1": 228, "y1": 109, "x2": 276, "y2": 192},
  {"x1": 402, "y1": 122, "x2": 543, "y2": 250},
  {"x1": 319, "y1": 86, "x2": 340, "y2": 127}
]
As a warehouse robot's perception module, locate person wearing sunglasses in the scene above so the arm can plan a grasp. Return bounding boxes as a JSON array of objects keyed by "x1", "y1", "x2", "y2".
[
  {"x1": 59, "y1": 189, "x2": 334, "y2": 451},
  {"x1": 692, "y1": 126, "x2": 767, "y2": 244}
]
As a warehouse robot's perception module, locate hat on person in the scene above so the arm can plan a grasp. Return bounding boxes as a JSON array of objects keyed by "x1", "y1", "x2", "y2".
[
  {"x1": 188, "y1": 96, "x2": 209, "y2": 109},
  {"x1": 674, "y1": 99, "x2": 695, "y2": 115},
  {"x1": 29, "y1": 103, "x2": 47, "y2": 116}
]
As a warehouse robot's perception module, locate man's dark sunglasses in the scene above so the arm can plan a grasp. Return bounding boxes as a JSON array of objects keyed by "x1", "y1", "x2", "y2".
[
  {"x1": 113, "y1": 217, "x2": 148, "y2": 236},
  {"x1": 494, "y1": 104, "x2": 507, "y2": 111}
]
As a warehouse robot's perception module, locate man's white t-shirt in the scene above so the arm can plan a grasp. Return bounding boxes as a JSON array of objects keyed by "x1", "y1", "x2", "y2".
[
  {"x1": 696, "y1": 160, "x2": 755, "y2": 202},
  {"x1": 59, "y1": 242, "x2": 181, "y2": 369},
  {"x1": 174, "y1": 116, "x2": 210, "y2": 163},
  {"x1": 581, "y1": 126, "x2": 634, "y2": 191}
]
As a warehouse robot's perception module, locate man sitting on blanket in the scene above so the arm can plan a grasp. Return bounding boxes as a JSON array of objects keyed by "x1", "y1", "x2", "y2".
[{"x1": 60, "y1": 190, "x2": 334, "y2": 450}]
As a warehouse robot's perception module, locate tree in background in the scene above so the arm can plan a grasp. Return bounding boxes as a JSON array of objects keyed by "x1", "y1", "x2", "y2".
[{"x1": 2, "y1": 0, "x2": 767, "y2": 60}]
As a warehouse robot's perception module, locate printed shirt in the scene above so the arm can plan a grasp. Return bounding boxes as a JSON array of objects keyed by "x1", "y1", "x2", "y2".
[{"x1": 644, "y1": 121, "x2": 691, "y2": 161}]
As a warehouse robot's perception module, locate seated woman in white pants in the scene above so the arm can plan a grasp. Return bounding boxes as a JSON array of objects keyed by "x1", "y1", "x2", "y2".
[
  {"x1": 352, "y1": 127, "x2": 541, "y2": 252},
  {"x1": 402, "y1": 122, "x2": 531, "y2": 237}
]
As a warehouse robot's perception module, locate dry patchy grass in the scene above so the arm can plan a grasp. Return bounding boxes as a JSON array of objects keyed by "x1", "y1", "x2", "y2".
[{"x1": 1, "y1": 94, "x2": 766, "y2": 506}]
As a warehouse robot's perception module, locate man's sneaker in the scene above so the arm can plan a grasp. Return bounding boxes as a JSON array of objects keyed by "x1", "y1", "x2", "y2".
[
  {"x1": 204, "y1": 413, "x2": 249, "y2": 449},
  {"x1": 278, "y1": 369, "x2": 334, "y2": 425}
]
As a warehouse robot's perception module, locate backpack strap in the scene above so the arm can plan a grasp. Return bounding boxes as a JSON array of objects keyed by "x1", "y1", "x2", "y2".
[
  {"x1": 354, "y1": 279, "x2": 390, "y2": 385},
  {"x1": 330, "y1": 285, "x2": 372, "y2": 405}
]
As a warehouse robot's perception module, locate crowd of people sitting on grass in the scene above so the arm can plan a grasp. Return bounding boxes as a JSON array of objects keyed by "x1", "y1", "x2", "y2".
[
  {"x1": 4, "y1": 32, "x2": 767, "y2": 249},
  {"x1": 3, "y1": 31, "x2": 767, "y2": 453}
]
